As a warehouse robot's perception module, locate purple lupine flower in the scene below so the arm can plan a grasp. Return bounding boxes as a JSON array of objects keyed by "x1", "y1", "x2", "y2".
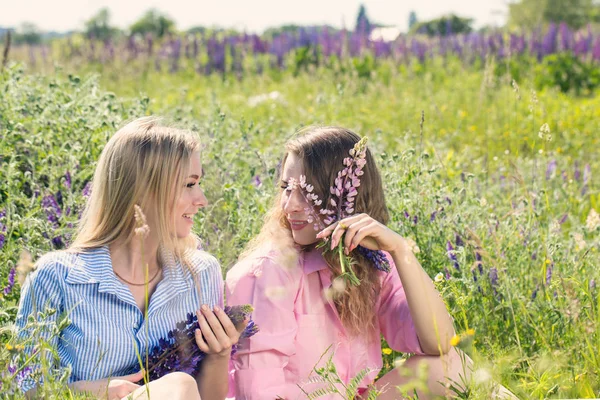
[
  {"x1": 142, "y1": 305, "x2": 258, "y2": 382},
  {"x1": 413, "y1": 215, "x2": 418, "y2": 225},
  {"x1": 356, "y1": 246, "x2": 391, "y2": 273},
  {"x1": 583, "y1": 164, "x2": 591, "y2": 186},
  {"x1": 546, "y1": 159, "x2": 557, "y2": 180},
  {"x1": 64, "y1": 171, "x2": 72, "y2": 190},
  {"x1": 475, "y1": 251, "x2": 483, "y2": 275},
  {"x1": 2, "y1": 267, "x2": 16, "y2": 295},
  {"x1": 430, "y1": 210, "x2": 438, "y2": 222},
  {"x1": 252, "y1": 175, "x2": 262, "y2": 188},
  {"x1": 0, "y1": 233, "x2": 5, "y2": 250},
  {"x1": 42, "y1": 194, "x2": 62, "y2": 225},
  {"x1": 489, "y1": 267, "x2": 498, "y2": 286},
  {"x1": 574, "y1": 162, "x2": 581, "y2": 181},
  {"x1": 82, "y1": 182, "x2": 92, "y2": 197},
  {"x1": 546, "y1": 263, "x2": 553, "y2": 285},
  {"x1": 52, "y1": 236, "x2": 65, "y2": 249},
  {"x1": 455, "y1": 233, "x2": 464, "y2": 247},
  {"x1": 531, "y1": 284, "x2": 539, "y2": 300},
  {"x1": 403, "y1": 210, "x2": 410, "y2": 220},
  {"x1": 446, "y1": 241, "x2": 460, "y2": 270},
  {"x1": 444, "y1": 267, "x2": 450, "y2": 280},
  {"x1": 559, "y1": 214, "x2": 568, "y2": 224}
]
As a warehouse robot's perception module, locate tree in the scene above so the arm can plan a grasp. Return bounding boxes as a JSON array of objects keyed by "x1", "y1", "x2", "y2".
[
  {"x1": 355, "y1": 4, "x2": 372, "y2": 34},
  {"x1": 408, "y1": 11, "x2": 418, "y2": 30},
  {"x1": 129, "y1": 9, "x2": 175, "y2": 38},
  {"x1": 411, "y1": 14, "x2": 473, "y2": 36},
  {"x1": 85, "y1": 8, "x2": 118, "y2": 41},
  {"x1": 508, "y1": 0, "x2": 600, "y2": 30},
  {"x1": 13, "y1": 23, "x2": 41, "y2": 45}
]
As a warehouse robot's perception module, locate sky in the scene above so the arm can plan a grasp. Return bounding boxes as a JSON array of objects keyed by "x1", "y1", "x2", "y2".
[{"x1": 0, "y1": 0, "x2": 507, "y2": 34}]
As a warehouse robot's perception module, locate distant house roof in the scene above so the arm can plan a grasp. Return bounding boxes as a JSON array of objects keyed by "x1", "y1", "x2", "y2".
[{"x1": 369, "y1": 26, "x2": 402, "y2": 42}]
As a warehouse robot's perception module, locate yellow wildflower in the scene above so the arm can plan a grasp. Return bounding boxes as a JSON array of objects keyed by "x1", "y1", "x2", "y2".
[
  {"x1": 382, "y1": 348, "x2": 393, "y2": 355},
  {"x1": 450, "y1": 335, "x2": 461, "y2": 347},
  {"x1": 467, "y1": 328, "x2": 475, "y2": 336}
]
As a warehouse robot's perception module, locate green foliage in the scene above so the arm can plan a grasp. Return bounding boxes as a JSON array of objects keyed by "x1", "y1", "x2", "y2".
[
  {"x1": 12, "y1": 23, "x2": 42, "y2": 46},
  {"x1": 508, "y1": 0, "x2": 600, "y2": 30},
  {"x1": 129, "y1": 9, "x2": 175, "y2": 38},
  {"x1": 534, "y1": 52, "x2": 600, "y2": 95},
  {"x1": 1, "y1": 52, "x2": 600, "y2": 398},
  {"x1": 411, "y1": 14, "x2": 473, "y2": 36},
  {"x1": 84, "y1": 8, "x2": 120, "y2": 41}
]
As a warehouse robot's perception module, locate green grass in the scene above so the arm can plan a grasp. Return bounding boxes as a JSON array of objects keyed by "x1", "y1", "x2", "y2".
[{"x1": 0, "y1": 58, "x2": 599, "y2": 398}]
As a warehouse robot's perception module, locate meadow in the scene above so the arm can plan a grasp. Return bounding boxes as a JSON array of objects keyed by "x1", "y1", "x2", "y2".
[{"x1": 1, "y1": 34, "x2": 599, "y2": 398}]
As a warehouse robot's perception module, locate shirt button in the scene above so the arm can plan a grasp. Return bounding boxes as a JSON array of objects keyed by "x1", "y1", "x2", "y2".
[{"x1": 133, "y1": 322, "x2": 139, "y2": 330}]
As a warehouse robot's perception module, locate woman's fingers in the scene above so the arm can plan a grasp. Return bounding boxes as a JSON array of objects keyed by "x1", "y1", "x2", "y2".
[
  {"x1": 213, "y1": 306, "x2": 240, "y2": 341},
  {"x1": 196, "y1": 308, "x2": 222, "y2": 353},
  {"x1": 349, "y1": 221, "x2": 380, "y2": 251},
  {"x1": 342, "y1": 218, "x2": 372, "y2": 252},
  {"x1": 118, "y1": 370, "x2": 145, "y2": 382}
]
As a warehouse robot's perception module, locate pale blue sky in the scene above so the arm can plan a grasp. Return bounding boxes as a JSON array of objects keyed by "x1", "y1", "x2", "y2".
[{"x1": 0, "y1": 0, "x2": 507, "y2": 33}]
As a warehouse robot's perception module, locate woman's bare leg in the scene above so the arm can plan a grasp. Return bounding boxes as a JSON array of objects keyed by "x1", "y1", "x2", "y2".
[{"x1": 123, "y1": 372, "x2": 202, "y2": 400}]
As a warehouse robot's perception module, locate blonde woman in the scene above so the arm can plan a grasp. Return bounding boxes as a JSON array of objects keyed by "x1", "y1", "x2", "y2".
[
  {"x1": 226, "y1": 127, "x2": 468, "y2": 399},
  {"x1": 16, "y1": 118, "x2": 240, "y2": 400}
]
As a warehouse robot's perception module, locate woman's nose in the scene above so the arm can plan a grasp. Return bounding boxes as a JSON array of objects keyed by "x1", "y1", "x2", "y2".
[
  {"x1": 194, "y1": 187, "x2": 208, "y2": 207},
  {"x1": 283, "y1": 189, "x2": 305, "y2": 214}
]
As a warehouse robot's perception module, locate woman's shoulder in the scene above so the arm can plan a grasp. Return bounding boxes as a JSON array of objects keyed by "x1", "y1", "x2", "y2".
[
  {"x1": 24, "y1": 250, "x2": 80, "y2": 285},
  {"x1": 186, "y1": 248, "x2": 221, "y2": 275},
  {"x1": 226, "y1": 246, "x2": 301, "y2": 284}
]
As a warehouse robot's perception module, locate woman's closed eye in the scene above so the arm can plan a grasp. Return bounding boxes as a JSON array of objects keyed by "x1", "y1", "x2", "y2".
[{"x1": 186, "y1": 182, "x2": 200, "y2": 188}]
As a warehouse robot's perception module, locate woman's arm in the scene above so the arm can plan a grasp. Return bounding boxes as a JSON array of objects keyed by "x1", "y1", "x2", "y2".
[
  {"x1": 318, "y1": 214, "x2": 455, "y2": 355},
  {"x1": 388, "y1": 239, "x2": 455, "y2": 354}
]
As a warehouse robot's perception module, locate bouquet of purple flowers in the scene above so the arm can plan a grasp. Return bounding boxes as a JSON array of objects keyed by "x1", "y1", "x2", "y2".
[
  {"x1": 287, "y1": 137, "x2": 390, "y2": 286},
  {"x1": 140, "y1": 304, "x2": 258, "y2": 382}
]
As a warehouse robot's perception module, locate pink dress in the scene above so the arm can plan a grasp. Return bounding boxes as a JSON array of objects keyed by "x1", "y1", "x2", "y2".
[{"x1": 226, "y1": 247, "x2": 424, "y2": 399}]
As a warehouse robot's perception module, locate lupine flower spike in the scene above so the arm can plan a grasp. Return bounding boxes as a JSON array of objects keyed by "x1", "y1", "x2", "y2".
[
  {"x1": 288, "y1": 137, "x2": 390, "y2": 287},
  {"x1": 141, "y1": 304, "x2": 259, "y2": 382}
]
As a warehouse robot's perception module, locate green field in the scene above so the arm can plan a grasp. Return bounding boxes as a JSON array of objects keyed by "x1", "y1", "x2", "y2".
[{"x1": 1, "y1": 58, "x2": 599, "y2": 398}]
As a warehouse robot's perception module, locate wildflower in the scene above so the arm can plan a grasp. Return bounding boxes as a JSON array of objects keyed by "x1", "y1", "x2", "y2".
[
  {"x1": 446, "y1": 241, "x2": 459, "y2": 270},
  {"x1": 434, "y1": 272, "x2": 444, "y2": 282},
  {"x1": 573, "y1": 233, "x2": 586, "y2": 250},
  {"x1": 590, "y1": 279, "x2": 596, "y2": 291},
  {"x1": 82, "y1": 181, "x2": 92, "y2": 197},
  {"x1": 41, "y1": 194, "x2": 62, "y2": 226},
  {"x1": 64, "y1": 171, "x2": 72, "y2": 190},
  {"x1": 143, "y1": 305, "x2": 259, "y2": 381},
  {"x1": 586, "y1": 208, "x2": 600, "y2": 232},
  {"x1": 538, "y1": 123, "x2": 552, "y2": 141},
  {"x1": 466, "y1": 328, "x2": 475, "y2": 336},
  {"x1": 450, "y1": 335, "x2": 461, "y2": 347},
  {"x1": 2, "y1": 267, "x2": 16, "y2": 296},
  {"x1": 134, "y1": 205, "x2": 150, "y2": 238},
  {"x1": 252, "y1": 175, "x2": 262, "y2": 188},
  {"x1": 382, "y1": 348, "x2": 392, "y2": 355},
  {"x1": 489, "y1": 267, "x2": 498, "y2": 286},
  {"x1": 545, "y1": 159, "x2": 557, "y2": 179},
  {"x1": 545, "y1": 263, "x2": 553, "y2": 285},
  {"x1": 531, "y1": 284, "x2": 539, "y2": 300},
  {"x1": 511, "y1": 79, "x2": 521, "y2": 100}
]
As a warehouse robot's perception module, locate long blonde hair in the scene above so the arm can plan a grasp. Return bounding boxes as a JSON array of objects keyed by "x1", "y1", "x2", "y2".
[
  {"x1": 70, "y1": 117, "x2": 201, "y2": 263},
  {"x1": 242, "y1": 126, "x2": 389, "y2": 337}
]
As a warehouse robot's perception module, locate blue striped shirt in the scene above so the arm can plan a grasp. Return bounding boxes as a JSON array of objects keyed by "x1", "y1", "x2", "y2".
[{"x1": 16, "y1": 245, "x2": 223, "y2": 392}]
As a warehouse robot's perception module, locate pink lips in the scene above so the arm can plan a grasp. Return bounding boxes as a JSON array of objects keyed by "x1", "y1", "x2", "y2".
[{"x1": 288, "y1": 220, "x2": 309, "y2": 231}]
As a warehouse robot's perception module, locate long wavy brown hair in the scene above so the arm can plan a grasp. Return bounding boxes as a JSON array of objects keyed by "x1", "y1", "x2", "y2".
[{"x1": 241, "y1": 126, "x2": 389, "y2": 337}]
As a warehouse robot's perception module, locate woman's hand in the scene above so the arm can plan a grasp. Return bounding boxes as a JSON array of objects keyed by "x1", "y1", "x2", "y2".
[
  {"x1": 194, "y1": 304, "x2": 246, "y2": 359},
  {"x1": 316, "y1": 213, "x2": 406, "y2": 255},
  {"x1": 69, "y1": 370, "x2": 144, "y2": 400}
]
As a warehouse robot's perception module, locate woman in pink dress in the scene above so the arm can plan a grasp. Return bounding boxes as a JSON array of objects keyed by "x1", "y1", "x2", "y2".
[{"x1": 226, "y1": 126, "x2": 468, "y2": 399}]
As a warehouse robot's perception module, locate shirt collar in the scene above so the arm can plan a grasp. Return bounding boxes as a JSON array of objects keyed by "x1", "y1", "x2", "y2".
[
  {"x1": 65, "y1": 246, "x2": 193, "y2": 295},
  {"x1": 302, "y1": 247, "x2": 329, "y2": 275}
]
